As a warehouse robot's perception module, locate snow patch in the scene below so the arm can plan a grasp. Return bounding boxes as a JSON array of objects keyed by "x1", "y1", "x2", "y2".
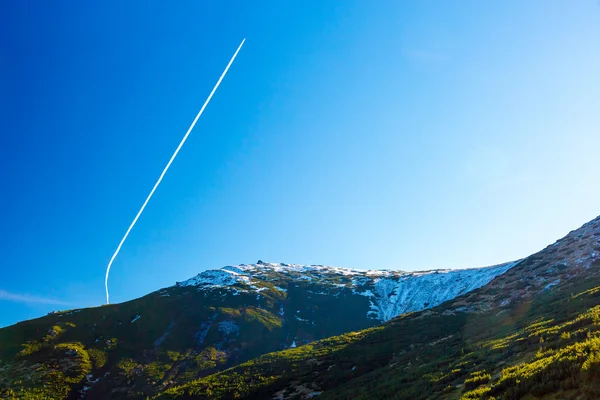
[
  {"x1": 357, "y1": 260, "x2": 521, "y2": 321},
  {"x1": 178, "y1": 269, "x2": 256, "y2": 289},
  {"x1": 352, "y1": 289, "x2": 374, "y2": 297},
  {"x1": 154, "y1": 322, "x2": 175, "y2": 347},
  {"x1": 544, "y1": 279, "x2": 561, "y2": 290},
  {"x1": 218, "y1": 320, "x2": 240, "y2": 336}
]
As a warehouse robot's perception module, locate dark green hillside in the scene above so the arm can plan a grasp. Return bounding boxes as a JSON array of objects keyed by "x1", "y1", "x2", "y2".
[{"x1": 0, "y1": 266, "x2": 375, "y2": 399}]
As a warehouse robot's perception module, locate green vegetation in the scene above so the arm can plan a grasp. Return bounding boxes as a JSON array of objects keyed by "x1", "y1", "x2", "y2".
[
  {"x1": 242, "y1": 306, "x2": 283, "y2": 330},
  {"x1": 463, "y1": 371, "x2": 491, "y2": 390},
  {"x1": 87, "y1": 348, "x2": 107, "y2": 369},
  {"x1": 0, "y1": 267, "x2": 376, "y2": 398},
  {"x1": 153, "y1": 270, "x2": 600, "y2": 399}
]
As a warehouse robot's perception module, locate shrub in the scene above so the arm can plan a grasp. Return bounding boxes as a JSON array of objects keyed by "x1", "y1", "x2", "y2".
[{"x1": 464, "y1": 371, "x2": 491, "y2": 390}]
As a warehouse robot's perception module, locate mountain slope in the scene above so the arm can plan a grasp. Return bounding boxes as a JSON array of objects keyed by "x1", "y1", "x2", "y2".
[
  {"x1": 155, "y1": 215, "x2": 600, "y2": 400},
  {"x1": 0, "y1": 260, "x2": 514, "y2": 398}
]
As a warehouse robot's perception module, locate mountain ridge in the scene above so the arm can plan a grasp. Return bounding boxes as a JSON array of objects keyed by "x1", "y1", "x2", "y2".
[
  {"x1": 0, "y1": 260, "x2": 520, "y2": 399},
  {"x1": 173, "y1": 259, "x2": 521, "y2": 322}
]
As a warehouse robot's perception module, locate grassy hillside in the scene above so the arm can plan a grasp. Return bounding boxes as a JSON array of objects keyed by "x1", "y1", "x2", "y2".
[
  {"x1": 0, "y1": 266, "x2": 375, "y2": 399},
  {"x1": 154, "y1": 217, "x2": 600, "y2": 399},
  {"x1": 155, "y1": 266, "x2": 600, "y2": 400}
]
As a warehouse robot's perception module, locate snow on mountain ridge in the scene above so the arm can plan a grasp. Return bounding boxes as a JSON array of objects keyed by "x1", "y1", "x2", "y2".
[
  {"x1": 176, "y1": 260, "x2": 522, "y2": 322},
  {"x1": 177, "y1": 269, "x2": 257, "y2": 288}
]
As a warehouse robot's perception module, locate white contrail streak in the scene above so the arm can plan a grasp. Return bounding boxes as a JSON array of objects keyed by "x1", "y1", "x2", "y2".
[{"x1": 104, "y1": 38, "x2": 246, "y2": 304}]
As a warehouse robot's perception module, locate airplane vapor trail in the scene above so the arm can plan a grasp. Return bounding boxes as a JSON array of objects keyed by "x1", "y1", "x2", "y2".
[{"x1": 104, "y1": 38, "x2": 246, "y2": 304}]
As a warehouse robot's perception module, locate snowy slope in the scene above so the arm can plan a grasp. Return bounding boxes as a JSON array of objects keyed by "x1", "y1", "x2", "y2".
[
  {"x1": 353, "y1": 260, "x2": 520, "y2": 320},
  {"x1": 177, "y1": 260, "x2": 520, "y2": 322}
]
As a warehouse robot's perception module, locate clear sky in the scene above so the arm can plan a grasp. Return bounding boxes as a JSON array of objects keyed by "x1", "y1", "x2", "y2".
[{"x1": 1, "y1": 1, "x2": 599, "y2": 327}]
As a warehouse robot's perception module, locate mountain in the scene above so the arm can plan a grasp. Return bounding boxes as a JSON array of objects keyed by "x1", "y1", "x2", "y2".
[
  {"x1": 0, "y1": 260, "x2": 513, "y2": 399},
  {"x1": 1, "y1": 215, "x2": 599, "y2": 399},
  {"x1": 177, "y1": 260, "x2": 519, "y2": 323},
  {"x1": 0, "y1": 261, "x2": 516, "y2": 399},
  {"x1": 156, "y1": 215, "x2": 600, "y2": 400}
]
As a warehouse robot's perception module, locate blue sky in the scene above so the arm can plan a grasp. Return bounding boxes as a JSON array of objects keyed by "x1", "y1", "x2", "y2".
[{"x1": 1, "y1": 1, "x2": 599, "y2": 327}]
